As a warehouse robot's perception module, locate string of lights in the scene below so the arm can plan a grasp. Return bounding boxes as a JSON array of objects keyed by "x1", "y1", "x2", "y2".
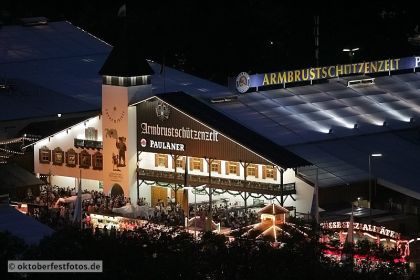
[
  {"x1": 0, "y1": 134, "x2": 39, "y2": 164},
  {"x1": 0, "y1": 147, "x2": 24, "y2": 155},
  {"x1": 0, "y1": 136, "x2": 39, "y2": 145}
]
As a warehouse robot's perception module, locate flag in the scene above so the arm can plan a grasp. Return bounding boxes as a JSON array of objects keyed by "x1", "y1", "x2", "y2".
[
  {"x1": 184, "y1": 157, "x2": 188, "y2": 188},
  {"x1": 346, "y1": 205, "x2": 354, "y2": 244},
  {"x1": 310, "y1": 168, "x2": 319, "y2": 224},
  {"x1": 73, "y1": 171, "x2": 82, "y2": 224}
]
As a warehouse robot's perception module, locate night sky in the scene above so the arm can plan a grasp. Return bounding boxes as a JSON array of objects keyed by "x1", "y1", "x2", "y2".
[{"x1": 2, "y1": 1, "x2": 420, "y2": 85}]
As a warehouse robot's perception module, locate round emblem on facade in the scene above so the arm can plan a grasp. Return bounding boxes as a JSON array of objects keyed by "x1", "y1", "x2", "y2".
[
  {"x1": 140, "y1": 138, "x2": 147, "y2": 147},
  {"x1": 236, "y1": 72, "x2": 250, "y2": 93}
]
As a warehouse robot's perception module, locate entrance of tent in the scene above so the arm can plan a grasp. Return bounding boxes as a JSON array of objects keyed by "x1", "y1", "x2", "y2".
[
  {"x1": 171, "y1": 189, "x2": 189, "y2": 214},
  {"x1": 110, "y1": 184, "x2": 124, "y2": 197},
  {"x1": 151, "y1": 186, "x2": 168, "y2": 207},
  {"x1": 151, "y1": 186, "x2": 188, "y2": 212}
]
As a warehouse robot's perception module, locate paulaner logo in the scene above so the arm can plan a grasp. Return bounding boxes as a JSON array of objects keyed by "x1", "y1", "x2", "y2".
[
  {"x1": 140, "y1": 138, "x2": 147, "y2": 147},
  {"x1": 236, "y1": 72, "x2": 250, "y2": 93}
]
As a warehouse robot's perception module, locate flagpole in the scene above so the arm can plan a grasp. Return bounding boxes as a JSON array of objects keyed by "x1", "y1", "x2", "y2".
[
  {"x1": 346, "y1": 203, "x2": 354, "y2": 244},
  {"x1": 79, "y1": 169, "x2": 82, "y2": 230},
  {"x1": 185, "y1": 157, "x2": 196, "y2": 238},
  {"x1": 315, "y1": 167, "x2": 319, "y2": 225}
]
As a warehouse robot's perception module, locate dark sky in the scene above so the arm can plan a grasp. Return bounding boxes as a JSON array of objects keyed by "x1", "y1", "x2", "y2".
[{"x1": 2, "y1": 1, "x2": 420, "y2": 85}]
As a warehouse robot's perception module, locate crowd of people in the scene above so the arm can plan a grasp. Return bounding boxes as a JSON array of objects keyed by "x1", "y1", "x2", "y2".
[
  {"x1": 23, "y1": 186, "x2": 260, "y2": 233},
  {"x1": 204, "y1": 203, "x2": 259, "y2": 229},
  {"x1": 12, "y1": 186, "x2": 413, "y2": 279}
]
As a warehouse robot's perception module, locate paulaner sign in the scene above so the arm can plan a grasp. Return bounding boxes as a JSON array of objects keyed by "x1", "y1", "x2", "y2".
[
  {"x1": 237, "y1": 56, "x2": 420, "y2": 92},
  {"x1": 320, "y1": 221, "x2": 401, "y2": 239},
  {"x1": 149, "y1": 140, "x2": 185, "y2": 151}
]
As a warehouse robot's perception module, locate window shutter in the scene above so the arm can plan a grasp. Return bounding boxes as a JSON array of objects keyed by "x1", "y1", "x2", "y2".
[
  {"x1": 262, "y1": 165, "x2": 266, "y2": 179},
  {"x1": 236, "y1": 162, "x2": 240, "y2": 176},
  {"x1": 155, "y1": 154, "x2": 159, "y2": 167},
  {"x1": 217, "y1": 161, "x2": 221, "y2": 174},
  {"x1": 190, "y1": 157, "x2": 194, "y2": 171},
  {"x1": 164, "y1": 155, "x2": 168, "y2": 168},
  {"x1": 38, "y1": 149, "x2": 42, "y2": 163},
  {"x1": 225, "y1": 162, "x2": 229, "y2": 175},
  {"x1": 273, "y1": 167, "x2": 277, "y2": 180},
  {"x1": 182, "y1": 157, "x2": 186, "y2": 169},
  {"x1": 200, "y1": 159, "x2": 203, "y2": 172},
  {"x1": 255, "y1": 165, "x2": 259, "y2": 178}
]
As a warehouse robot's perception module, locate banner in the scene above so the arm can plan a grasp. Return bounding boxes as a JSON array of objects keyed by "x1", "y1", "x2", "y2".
[
  {"x1": 236, "y1": 56, "x2": 420, "y2": 93},
  {"x1": 102, "y1": 85, "x2": 129, "y2": 197}
]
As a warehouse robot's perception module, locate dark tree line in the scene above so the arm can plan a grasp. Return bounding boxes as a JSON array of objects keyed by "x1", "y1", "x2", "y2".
[
  {"x1": 1, "y1": 1, "x2": 419, "y2": 85},
  {"x1": 1, "y1": 222, "x2": 411, "y2": 280}
]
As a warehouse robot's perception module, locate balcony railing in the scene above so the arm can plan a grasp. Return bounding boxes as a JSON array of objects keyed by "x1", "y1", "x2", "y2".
[{"x1": 137, "y1": 168, "x2": 296, "y2": 196}]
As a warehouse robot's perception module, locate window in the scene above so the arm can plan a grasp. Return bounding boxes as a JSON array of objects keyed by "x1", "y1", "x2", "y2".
[
  {"x1": 93, "y1": 152, "x2": 103, "y2": 170},
  {"x1": 229, "y1": 164, "x2": 237, "y2": 174},
  {"x1": 190, "y1": 158, "x2": 203, "y2": 171},
  {"x1": 225, "y1": 161, "x2": 240, "y2": 176},
  {"x1": 266, "y1": 167, "x2": 274, "y2": 178},
  {"x1": 174, "y1": 156, "x2": 185, "y2": 169},
  {"x1": 155, "y1": 154, "x2": 168, "y2": 168},
  {"x1": 262, "y1": 165, "x2": 277, "y2": 180},
  {"x1": 247, "y1": 164, "x2": 258, "y2": 178},
  {"x1": 39, "y1": 146, "x2": 51, "y2": 164},
  {"x1": 211, "y1": 160, "x2": 221, "y2": 174}
]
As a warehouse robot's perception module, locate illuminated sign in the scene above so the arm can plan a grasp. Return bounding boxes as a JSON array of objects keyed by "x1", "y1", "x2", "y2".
[
  {"x1": 237, "y1": 56, "x2": 420, "y2": 92},
  {"x1": 140, "y1": 123, "x2": 219, "y2": 142},
  {"x1": 321, "y1": 221, "x2": 401, "y2": 239},
  {"x1": 236, "y1": 72, "x2": 250, "y2": 93},
  {"x1": 137, "y1": 98, "x2": 276, "y2": 164},
  {"x1": 148, "y1": 139, "x2": 185, "y2": 151}
]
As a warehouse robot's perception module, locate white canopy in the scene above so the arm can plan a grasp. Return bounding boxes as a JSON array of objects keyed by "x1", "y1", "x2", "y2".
[
  {"x1": 112, "y1": 204, "x2": 154, "y2": 219},
  {"x1": 55, "y1": 193, "x2": 92, "y2": 206}
]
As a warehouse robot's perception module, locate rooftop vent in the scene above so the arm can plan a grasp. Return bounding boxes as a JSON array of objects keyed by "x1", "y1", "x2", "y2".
[
  {"x1": 19, "y1": 17, "x2": 48, "y2": 26},
  {"x1": 347, "y1": 77, "x2": 375, "y2": 87},
  {"x1": 210, "y1": 95, "x2": 239, "y2": 104}
]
